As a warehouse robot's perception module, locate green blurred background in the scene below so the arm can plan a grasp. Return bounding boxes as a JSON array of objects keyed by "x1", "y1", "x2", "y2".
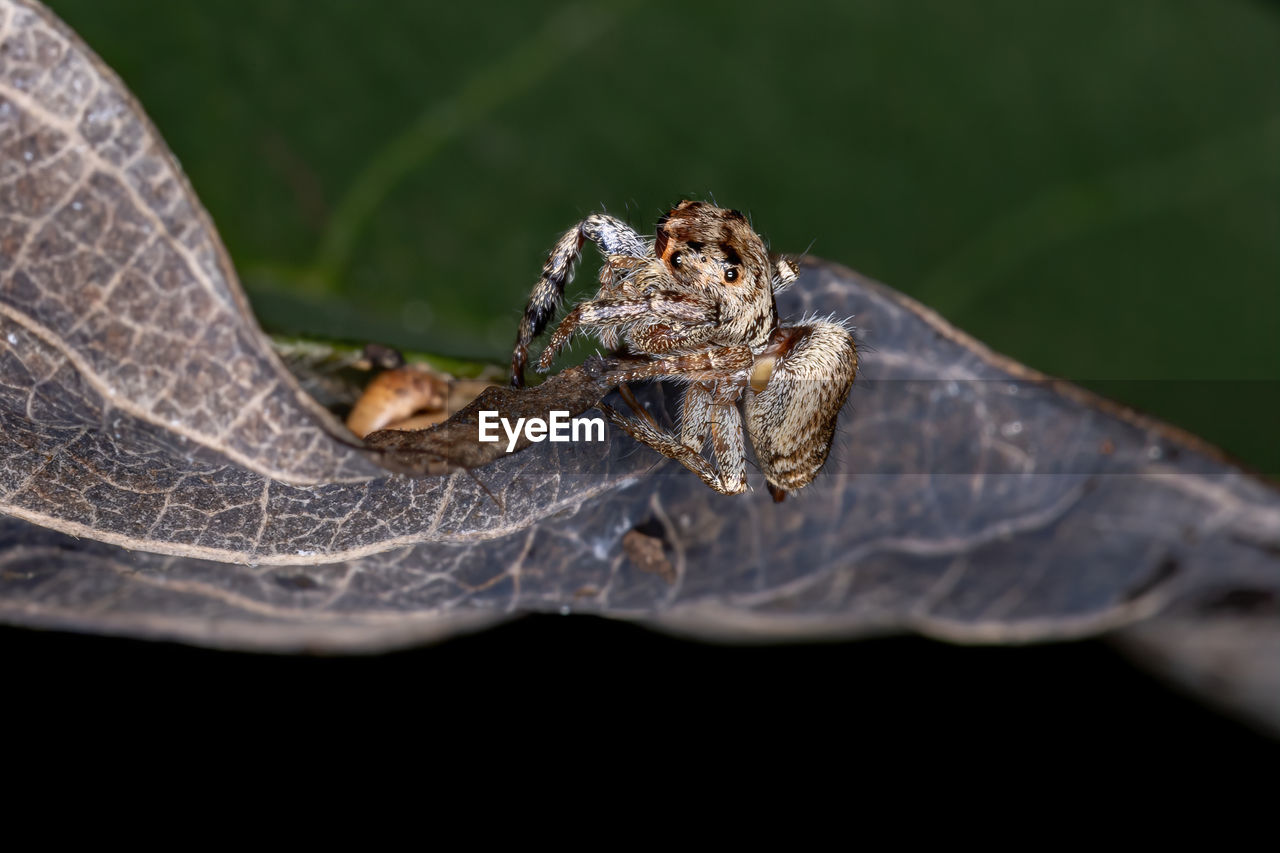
[{"x1": 47, "y1": 0, "x2": 1280, "y2": 470}]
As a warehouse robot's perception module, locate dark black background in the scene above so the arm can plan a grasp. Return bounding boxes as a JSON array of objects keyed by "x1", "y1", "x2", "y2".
[{"x1": 9, "y1": 617, "x2": 1277, "y2": 763}]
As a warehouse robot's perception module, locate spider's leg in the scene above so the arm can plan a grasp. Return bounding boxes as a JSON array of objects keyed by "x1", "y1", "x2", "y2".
[
  {"x1": 617, "y1": 382, "x2": 660, "y2": 431},
  {"x1": 537, "y1": 302, "x2": 590, "y2": 373},
  {"x1": 707, "y1": 392, "x2": 748, "y2": 494},
  {"x1": 537, "y1": 292, "x2": 717, "y2": 373},
  {"x1": 604, "y1": 345, "x2": 754, "y2": 384},
  {"x1": 599, "y1": 393, "x2": 747, "y2": 496},
  {"x1": 769, "y1": 253, "x2": 800, "y2": 291},
  {"x1": 511, "y1": 214, "x2": 647, "y2": 386},
  {"x1": 679, "y1": 382, "x2": 713, "y2": 451},
  {"x1": 600, "y1": 353, "x2": 751, "y2": 495}
]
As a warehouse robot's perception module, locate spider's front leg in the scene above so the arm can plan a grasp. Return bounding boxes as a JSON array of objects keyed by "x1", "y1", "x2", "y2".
[
  {"x1": 510, "y1": 214, "x2": 648, "y2": 387},
  {"x1": 536, "y1": 291, "x2": 718, "y2": 373},
  {"x1": 600, "y1": 347, "x2": 753, "y2": 496}
]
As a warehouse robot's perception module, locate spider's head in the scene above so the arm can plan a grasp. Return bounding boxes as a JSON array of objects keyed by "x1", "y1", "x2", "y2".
[{"x1": 654, "y1": 201, "x2": 771, "y2": 300}]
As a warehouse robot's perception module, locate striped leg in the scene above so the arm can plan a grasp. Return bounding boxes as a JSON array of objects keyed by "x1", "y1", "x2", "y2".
[{"x1": 510, "y1": 214, "x2": 647, "y2": 386}]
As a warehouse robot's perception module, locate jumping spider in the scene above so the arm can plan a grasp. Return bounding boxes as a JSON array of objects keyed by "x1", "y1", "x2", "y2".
[{"x1": 511, "y1": 200, "x2": 858, "y2": 501}]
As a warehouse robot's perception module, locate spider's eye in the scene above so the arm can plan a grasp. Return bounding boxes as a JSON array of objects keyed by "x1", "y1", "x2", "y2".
[
  {"x1": 670, "y1": 252, "x2": 683, "y2": 269},
  {"x1": 724, "y1": 267, "x2": 739, "y2": 282}
]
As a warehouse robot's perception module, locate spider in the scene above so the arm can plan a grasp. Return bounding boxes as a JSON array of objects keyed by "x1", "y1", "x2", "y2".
[{"x1": 510, "y1": 200, "x2": 858, "y2": 501}]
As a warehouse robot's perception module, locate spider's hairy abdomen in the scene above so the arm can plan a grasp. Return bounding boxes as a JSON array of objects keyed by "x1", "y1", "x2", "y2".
[{"x1": 746, "y1": 320, "x2": 859, "y2": 493}]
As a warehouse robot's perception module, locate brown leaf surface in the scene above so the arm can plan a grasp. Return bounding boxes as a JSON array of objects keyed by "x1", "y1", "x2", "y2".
[
  {"x1": 2, "y1": 0, "x2": 1280, "y2": 733},
  {"x1": 361, "y1": 354, "x2": 627, "y2": 476}
]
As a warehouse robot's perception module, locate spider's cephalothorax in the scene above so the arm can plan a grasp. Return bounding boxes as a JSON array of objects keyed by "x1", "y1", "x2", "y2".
[{"x1": 510, "y1": 200, "x2": 858, "y2": 500}]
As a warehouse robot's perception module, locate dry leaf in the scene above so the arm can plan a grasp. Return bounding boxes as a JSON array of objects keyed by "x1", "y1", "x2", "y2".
[{"x1": 1, "y1": 0, "x2": 1279, "y2": 733}]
